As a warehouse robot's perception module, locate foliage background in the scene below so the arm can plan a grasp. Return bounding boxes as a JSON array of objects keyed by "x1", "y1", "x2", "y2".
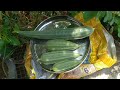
[{"x1": 0, "y1": 11, "x2": 120, "y2": 60}]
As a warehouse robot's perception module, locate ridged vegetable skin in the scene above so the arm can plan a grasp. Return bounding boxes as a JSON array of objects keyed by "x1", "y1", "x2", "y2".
[
  {"x1": 46, "y1": 39, "x2": 80, "y2": 51},
  {"x1": 16, "y1": 26, "x2": 94, "y2": 40},
  {"x1": 38, "y1": 50, "x2": 81, "y2": 64},
  {"x1": 52, "y1": 60, "x2": 80, "y2": 72}
]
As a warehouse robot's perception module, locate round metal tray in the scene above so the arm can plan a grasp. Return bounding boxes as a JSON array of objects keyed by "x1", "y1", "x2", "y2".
[{"x1": 30, "y1": 16, "x2": 90, "y2": 73}]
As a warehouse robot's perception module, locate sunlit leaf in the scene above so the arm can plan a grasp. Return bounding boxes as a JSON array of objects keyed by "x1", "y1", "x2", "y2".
[
  {"x1": 103, "y1": 11, "x2": 113, "y2": 22},
  {"x1": 109, "y1": 17, "x2": 115, "y2": 25},
  {"x1": 114, "y1": 16, "x2": 120, "y2": 25},
  {"x1": 97, "y1": 11, "x2": 106, "y2": 20}
]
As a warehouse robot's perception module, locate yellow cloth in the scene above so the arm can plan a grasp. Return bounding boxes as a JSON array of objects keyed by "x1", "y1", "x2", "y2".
[
  {"x1": 24, "y1": 44, "x2": 36, "y2": 79},
  {"x1": 74, "y1": 12, "x2": 117, "y2": 70}
]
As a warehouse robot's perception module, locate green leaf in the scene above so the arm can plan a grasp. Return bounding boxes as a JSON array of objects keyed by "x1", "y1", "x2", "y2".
[
  {"x1": 114, "y1": 16, "x2": 120, "y2": 25},
  {"x1": 1, "y1": 26, "x2": 11, "y2": 44},
  {"x1": 0, "y1": 39, "x2": 5, "y2": 52},
  {"x1": 4, "y1": 46, "x2": 17, "y2": 59},
  {"x1": 107, "y1": 12, "x2": 113, "y2": 21},
  {"x1": 8, "y1": 36, "x2": 21, "y2": 46},
  {"x1": 118, "y1": 27, "x2": 120, "y2": 38},
  {"x1": 97, "y1": 11, "x2": 106, "y2": 20},
  {"x1": 0, "y1": 40, "x2": 11, "y2": 59},
  {"x1": 3, "y1": 16, "x2": 10, "y2": 26},
  {"x1": 83, "y1": 11, "x2": 98, "y2": 21},
  {"x1": 1, "y1": 44, "x2": 15, "y2": 59},
  {"x1": 109, "y1": 17, "x2": 115, "y2": 25},
  {"x1": 13, "y1": 23, "x2": 20, "y2": 32},
  {"x1": 103, "y1": 11, "x2": 113, "y2": 22},
  {"x1": 2, "y1": 23, "x2": 20, "y2": 46}
]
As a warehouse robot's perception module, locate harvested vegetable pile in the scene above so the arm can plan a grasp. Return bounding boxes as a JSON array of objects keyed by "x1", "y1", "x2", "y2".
[{"x1": 16, "y1": 16, "x2": 94, "y2": 73}]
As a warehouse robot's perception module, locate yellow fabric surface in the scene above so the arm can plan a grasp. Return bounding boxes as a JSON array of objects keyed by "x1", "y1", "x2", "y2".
[
  {"x1": 74, "y1": 12, "x2": 117, "y2": 70},
  {"x1": 25, "y1": 44, "x2": 36, "y2": 79}
]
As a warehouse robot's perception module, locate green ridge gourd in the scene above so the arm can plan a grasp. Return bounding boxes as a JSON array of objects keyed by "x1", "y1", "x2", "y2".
[
  {"x1": 46, "y1": 39, "x2": 80, "y2": 51},
  {"x1": 16, "y1": 26, "x2": 94, "y2": 40}
]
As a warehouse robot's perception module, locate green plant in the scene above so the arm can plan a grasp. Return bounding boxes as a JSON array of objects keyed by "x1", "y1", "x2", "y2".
[
  {"x1": 82, "y1": 11, "x2": 120, "y2": 39},
  {"x1": 0, "y1": 12, "x2": 21, "y2": 60},
  {"x1": 0, "y1": 11, "x2": 65, "y2": 59},
  {"x1": 0, "y1": 11, "x2": 33, "y2": 59}
]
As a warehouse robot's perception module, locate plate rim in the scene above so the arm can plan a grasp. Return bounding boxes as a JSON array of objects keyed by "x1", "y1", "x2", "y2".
[{"x1": 30, "y1": 15, "x2": 90, "y2": 73}]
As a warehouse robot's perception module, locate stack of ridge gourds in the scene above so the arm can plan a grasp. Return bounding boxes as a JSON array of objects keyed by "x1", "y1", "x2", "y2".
[{"x1": 16, "y1": 26, "x2": 94, "y2": 73}]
